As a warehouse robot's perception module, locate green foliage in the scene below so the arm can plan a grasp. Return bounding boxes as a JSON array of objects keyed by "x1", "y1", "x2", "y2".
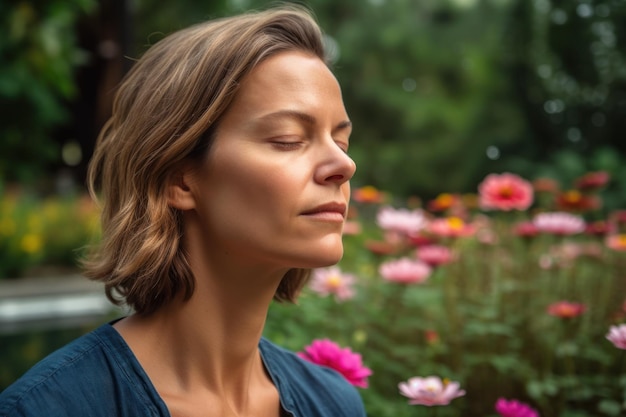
[{"x1": 0, "y1": 0, "x2": 95, "y2": 183}]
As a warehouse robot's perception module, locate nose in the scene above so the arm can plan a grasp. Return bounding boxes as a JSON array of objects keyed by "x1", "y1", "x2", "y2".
[{"x1": 314, "y1": 140, "x2": 356, "y2": 185}]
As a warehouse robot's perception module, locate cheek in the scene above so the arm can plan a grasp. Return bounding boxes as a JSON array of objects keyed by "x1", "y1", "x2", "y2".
[{"x1": 208, "y1": 158, "x2": 300, "y2": 214}]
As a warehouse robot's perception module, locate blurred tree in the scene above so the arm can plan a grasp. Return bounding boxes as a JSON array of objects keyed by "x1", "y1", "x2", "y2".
[
  {"x1": 0, "y1": 0, "x2": 96, "y2": 185},
  {"x1": 4, "y1": 0, "x2": 625, "y2": 209}
]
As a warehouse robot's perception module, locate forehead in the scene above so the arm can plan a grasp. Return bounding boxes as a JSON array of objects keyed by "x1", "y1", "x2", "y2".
[{"x1": 226, "y1": 50, "x2": 347, "y2": 119}]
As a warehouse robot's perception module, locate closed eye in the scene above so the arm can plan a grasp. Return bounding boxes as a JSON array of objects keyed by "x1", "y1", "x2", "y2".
[{"x1": 270, "y1": 140, "x2": 304, "y2": 151}]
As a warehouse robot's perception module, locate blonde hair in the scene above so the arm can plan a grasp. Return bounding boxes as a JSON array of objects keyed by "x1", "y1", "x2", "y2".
[{"x1": 84, "y1": 5, "x2": 326, "y2": 315}]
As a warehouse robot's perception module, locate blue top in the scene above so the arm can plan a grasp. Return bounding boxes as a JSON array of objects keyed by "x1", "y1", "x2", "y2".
[{"x1": 0, "y1": 322, "x2": 366, "y2": 417}]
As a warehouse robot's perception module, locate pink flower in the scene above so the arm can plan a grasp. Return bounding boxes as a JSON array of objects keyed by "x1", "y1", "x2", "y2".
[
  {"x1": 417, "y1": 245, "x2": 455, "y2": 266},
  {"x1": 376, "y1": 206, "x2": 428, "y2": 235},
  {"x1": 547, "y1": 301, "x2": 586, "y2": 318},
  {"x1": 478, "y1": 173, "x2": 534, "y2": 211},
  {"x1": 533, "y1": 212, "x2": 585, "y2": 235},
  {"x1": 298, "y1": 339, "x2": 372, "y2": 388},
  {"x1": 512, "y1": 221, "x2": 539, "y2": 238},
  {"x1": 379, "y1": 258, "x2": 432, "y2": 284},
  {"x1": 428, "y1": 217, "x2": 475, "y2": 238},
  {"x1": 495, "y1": 398, "x2": 540, "y2": 417},
  {"x1": 606, "y1": 234, "x2": 626, "y2": 251},
  {"x1": 342, "y1": 220, "x2": 362, "y2": 235},
  {"x1": 398, "y1": 376, "x2": 465, "y2": 406},
  {"x1": 309, "y1": 267, "x2": 356, "y2": 301},
  {"x1": 606, "y1": 324, "x2": 626, "y2": 349}
]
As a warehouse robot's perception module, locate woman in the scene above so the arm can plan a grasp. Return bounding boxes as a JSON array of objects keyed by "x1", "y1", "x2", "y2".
[{"x1": 0, "y1": 5, "x2": 365, "y2": 417}]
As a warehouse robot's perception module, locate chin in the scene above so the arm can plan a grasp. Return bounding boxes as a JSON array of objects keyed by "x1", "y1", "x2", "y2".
[{"x1": 305, "y1": 248, "x2": 345, "y2": 268}]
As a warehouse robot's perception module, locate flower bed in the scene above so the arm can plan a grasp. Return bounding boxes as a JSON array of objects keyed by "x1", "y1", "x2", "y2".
[
  {"x1": 0, "y1": 190, "x2": 99, "y2": 279},
  {"x1": 264, "y1": 171, "x2": 626, "y2": 417},
  {"x1": 2, "y1": 172, "x2": 625, "y2": 415}
]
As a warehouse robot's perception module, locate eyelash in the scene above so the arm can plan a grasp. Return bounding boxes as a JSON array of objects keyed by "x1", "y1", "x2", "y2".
[
  {"x1": 271, "y1": 141, "x2": 303, "y2": 150},
  {"x1": 270, "y1": 139, "x2": 350, "y2": 154}
]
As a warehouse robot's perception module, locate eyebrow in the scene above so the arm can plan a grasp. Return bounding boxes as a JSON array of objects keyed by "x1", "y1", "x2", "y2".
[{"x1": 255, "y1": 109, "x2": 352, "y2": 133}]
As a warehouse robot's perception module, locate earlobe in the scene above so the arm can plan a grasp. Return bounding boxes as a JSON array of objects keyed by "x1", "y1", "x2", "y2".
[{"x1": 166, "y1": 170, "x2": 196, "y2": 211}]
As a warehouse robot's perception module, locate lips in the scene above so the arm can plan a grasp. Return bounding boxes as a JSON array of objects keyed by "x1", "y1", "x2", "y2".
[{"x1": 301, "y1": 202, "x2": 347, "y2": 218}]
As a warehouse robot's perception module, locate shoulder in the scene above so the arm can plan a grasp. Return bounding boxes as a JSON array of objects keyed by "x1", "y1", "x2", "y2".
[
  {"x1": 0, "y1": 323, "x2": 163, "y2": 417},
  {"x1": 259, "y1": 338, "x2": 366, "y2": 417}
]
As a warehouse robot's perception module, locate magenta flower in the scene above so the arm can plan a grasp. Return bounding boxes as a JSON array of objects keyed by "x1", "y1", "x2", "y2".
[
  {"x1": 495, "y1": 398, "x2": 540, "y2": 417},
  {"x1": 379, "y1": 257, "x2": 432, "y2": 284},
  {"x1": 416, "y1": 245, "x2": 455, "y2": 266},
  {"x1": 398, "y1": 376, "x2": 465, "y2": 406},
  {"x1": 376, "y1": 206, "x2": 428, "y2": 235},
  {"x1": 309, "y1": 266, "x2": 356, "y2": 301},
  {"x1": 298, "y1": 339, "x2": 372, "y2": 388},
  {"x1": 478, "y1": 172, "x2": 534, "y2": 211},
  {"x1": 606, "y1": 324, "x2": 626, "y2": 349},
  {"x1": 533, "y1": 212, "x2": 585, "y2": 235}
]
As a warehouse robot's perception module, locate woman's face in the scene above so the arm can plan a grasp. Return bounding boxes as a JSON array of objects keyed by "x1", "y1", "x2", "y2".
[{"x1": 188, "y1": 51, "x2": 355, "y2": 271}]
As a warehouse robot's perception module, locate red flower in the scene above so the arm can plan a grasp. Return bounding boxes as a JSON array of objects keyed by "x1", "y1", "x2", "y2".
[
  {"x1": 574, "y1": 171, "x2": 610, "y2": 190},
  {"x1": 547, "y1": 301, "x2": 586, "y2": 318},
  {"x1": 427, "y1": 193, "x2": 459, "y2": 212},
  {"x1": 585, "y1": 220, "x2": 611, "y2": 236},
  {"x1": 555, "y1": 190, "x2": 600, "y2": 212},
  {"x1": 352, "y1": 185, "x2": 386, "y2": 204},
  {"x1": 478, "y1": 173, "x2": 534, "y2": 211},
  {"x1": 532, "y1": 177, "x2": 560, "y2": 193}
]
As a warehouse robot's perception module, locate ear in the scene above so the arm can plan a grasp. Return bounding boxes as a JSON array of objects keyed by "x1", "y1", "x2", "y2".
[{"x1": 166, "y1": 168, "x2": 196, "y2": 211}]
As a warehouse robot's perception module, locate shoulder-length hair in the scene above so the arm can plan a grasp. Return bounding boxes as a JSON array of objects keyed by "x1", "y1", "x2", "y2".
[{"x1": 83, "y1": 5, "x2": 326, "y2": 315}]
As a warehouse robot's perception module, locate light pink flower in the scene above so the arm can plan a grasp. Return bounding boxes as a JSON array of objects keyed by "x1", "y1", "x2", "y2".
[
  {"x1": 495, "y1": 397, "x2": 540, "y2": 417},
  {"x1": 309, "y1": 267, "x2": 356, "y2": 301},
  {"x1": 606, "y1": 324, "x2": 626, "y2": 349},
  {"x1": 376, "y1": 206, "x2": 428, "y2": 235},
  {"x1": 547, "y1": 300, "x2": 586, "y2": 318},
  {"x1": 478, "y1": 172, "x2": 534, "y2": 211},
  {"x1": 379, "y1": 258, "x2": 432, "y2": 284},
  {"x1": 416, "y1": 245, "x2": 455, "y2": 266},
  {"x1": 428, "y1": 217, "x2": 475, "y2": 238},
  {"x1": 398, "y1": 376, "x2": 465, "y2": 406},
  {"x1": 342, "y1": 220, "x2": 362, "y2": 235},
  {"x1": 298, "y1": 339, "x2": 372, "y2": 388},
  {"x1": 533, "y1": 212, "x2": 585, "y2": 235}
]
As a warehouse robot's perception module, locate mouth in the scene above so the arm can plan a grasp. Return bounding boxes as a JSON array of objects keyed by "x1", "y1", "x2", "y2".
[{"x1": 301, "y1": 202, "x2": 347, "y2": 221}]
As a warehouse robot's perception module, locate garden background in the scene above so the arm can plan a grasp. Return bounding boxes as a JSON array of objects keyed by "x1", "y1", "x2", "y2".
[{"x1": 1, "y1": 0, "x2": 626, "y2": 416}]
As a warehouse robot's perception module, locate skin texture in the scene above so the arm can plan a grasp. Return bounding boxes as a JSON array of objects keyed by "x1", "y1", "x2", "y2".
[{"x1": 114, "y1": 51, "x2": 355, "y2": 417}]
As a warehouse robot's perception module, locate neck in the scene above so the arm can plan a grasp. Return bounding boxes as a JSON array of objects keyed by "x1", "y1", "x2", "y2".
[{"x1": 115, "y1": 255, "x2": 287, "y2": 404}]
